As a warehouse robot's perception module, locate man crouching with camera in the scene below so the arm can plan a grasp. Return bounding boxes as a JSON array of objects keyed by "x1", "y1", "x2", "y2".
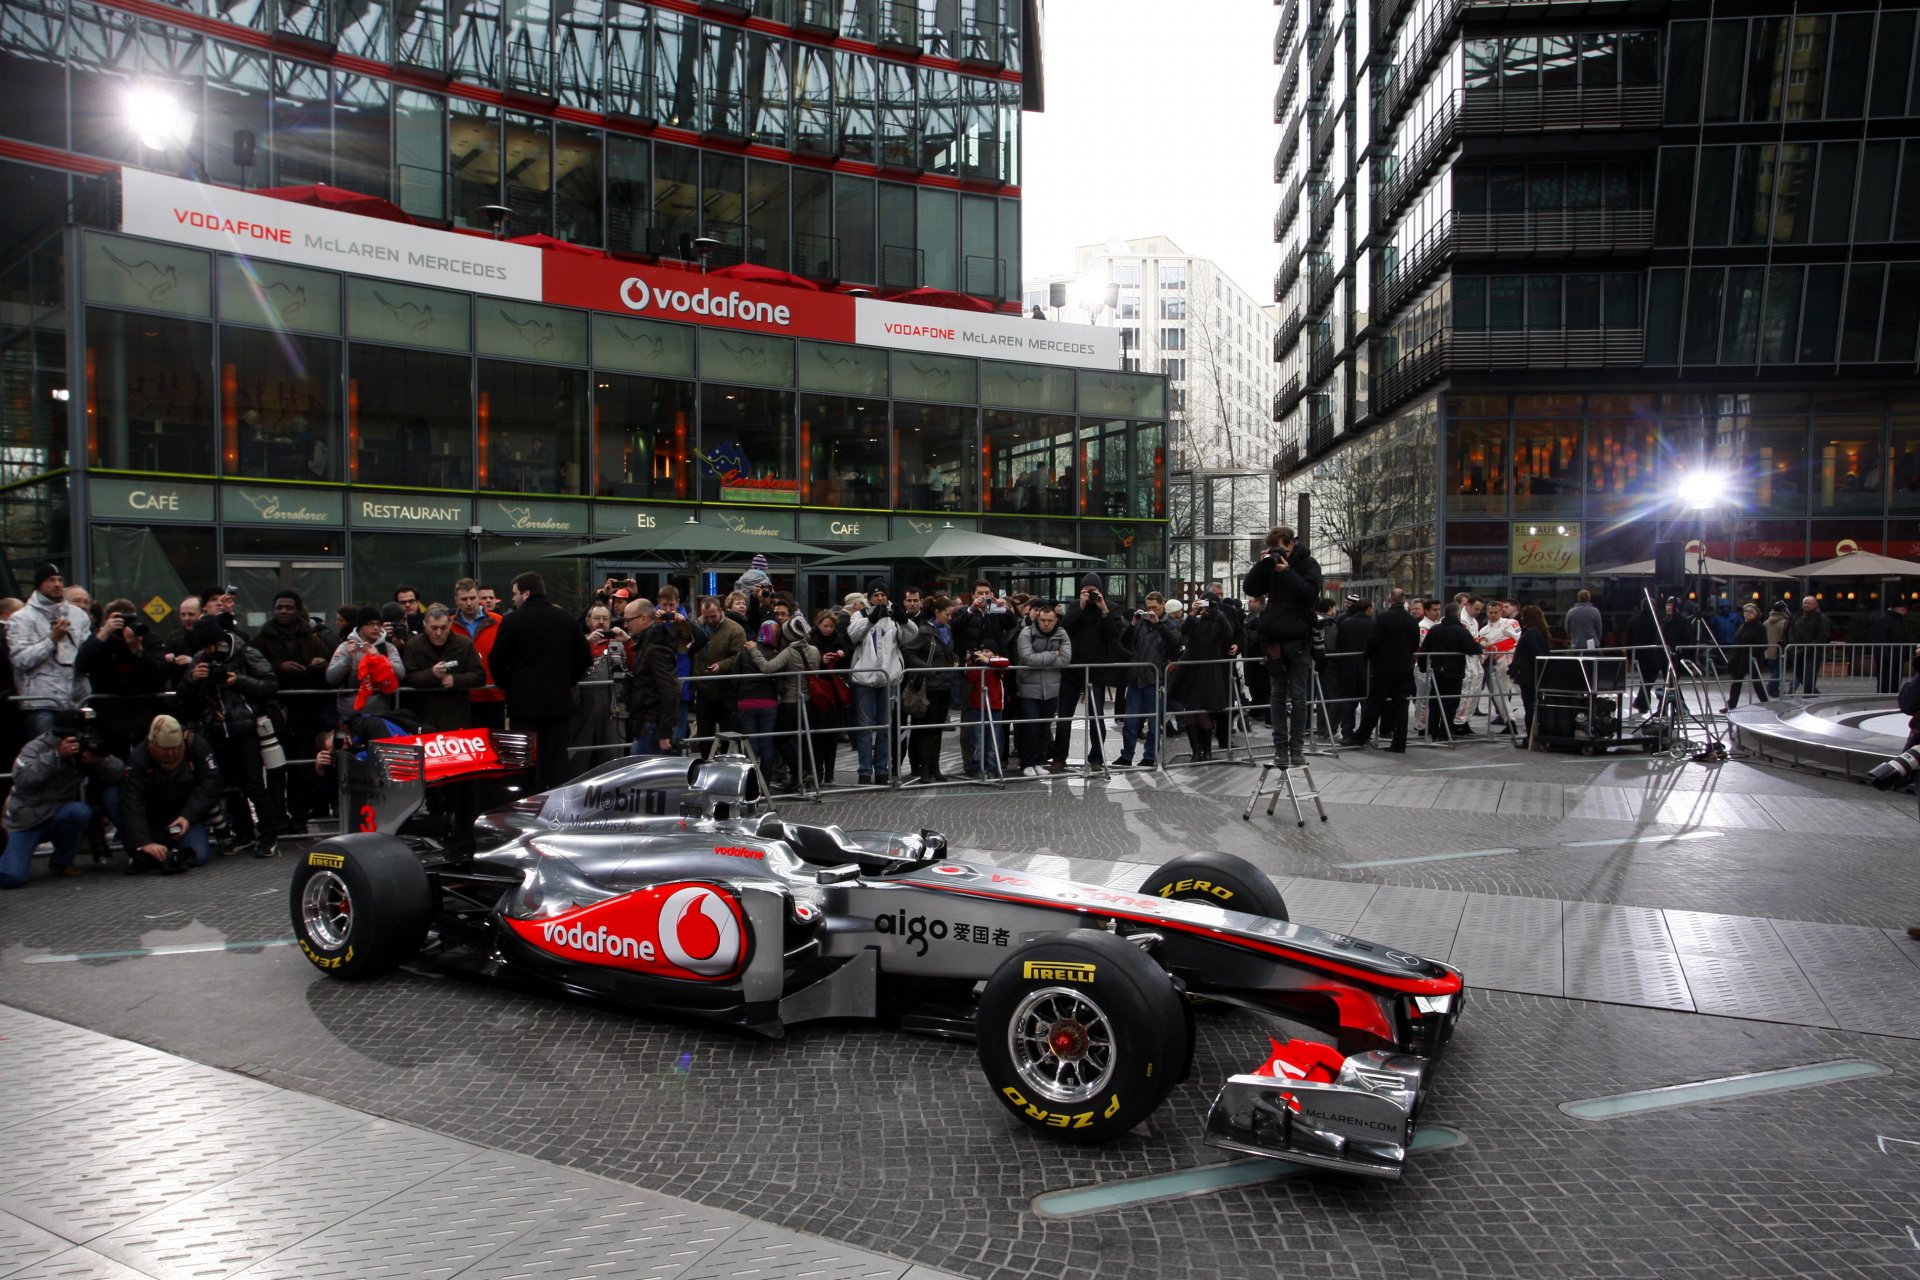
[
  {"x1": 118, "y1": 714, "x2": 221, "y2": 874},
  {"x1": 0, "y1": 708, "x2": 123, "y2": 888},
  {"x1": 1242, "y1": 525, "x2": 1323, "y2": 768}
]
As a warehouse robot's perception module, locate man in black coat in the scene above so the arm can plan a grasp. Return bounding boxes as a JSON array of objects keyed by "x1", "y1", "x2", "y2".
[
  {"x1": 622, "y1": 599, "x2": 681, "y2": 756},
  {"x1": 1329, "y1": 596, "x2": 1374, "y2": 740},
  {"x1": 119, "y1": 714, "x2": 223, "y2": 873},
  {"x1": 1873, "y1": 604, "x2": 1909, "y2": 693},
  {"x1": 1060, "y1": 573, "x2": 1123, "y2": 771},
  {"x1": 1345, "y1": 588, "x2": 1419, "y2": 752},
  {"x1": 1241, "y1": 526, "x2": 1323, "y2": 765},
  {"x1": 487, "y1": 571, "x2": 592, "y2": 791}
]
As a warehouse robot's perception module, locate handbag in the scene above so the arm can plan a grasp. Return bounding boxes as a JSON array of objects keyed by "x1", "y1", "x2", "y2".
[{"x1": 899, "y1": 676, "x2": 930, "y2": 717}]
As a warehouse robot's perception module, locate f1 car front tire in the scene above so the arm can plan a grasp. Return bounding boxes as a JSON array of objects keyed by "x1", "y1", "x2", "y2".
[
  {"x1": 288, "y1": 835, "x2": 433, "y2": 980},
  {"x1": 1138, "y1": 851, "x2": 1288, "y2": 920},
  {"x1": 975, "y1": 930, "x2": 1189, "y2": 1144}
]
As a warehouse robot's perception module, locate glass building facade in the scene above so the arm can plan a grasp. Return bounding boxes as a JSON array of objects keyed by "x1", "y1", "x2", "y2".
[
  {"x1": 1274, "y1": 0, "x2": 1920, "y2": 626},
  {"x1": 0, "y1": 0, "x2": 1170, "y2": 622}
]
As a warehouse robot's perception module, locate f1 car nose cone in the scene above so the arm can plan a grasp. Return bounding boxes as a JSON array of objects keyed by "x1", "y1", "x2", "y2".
[{"x1": 1048, "y1": 1021, "x2": 1090, "y2": 1060}]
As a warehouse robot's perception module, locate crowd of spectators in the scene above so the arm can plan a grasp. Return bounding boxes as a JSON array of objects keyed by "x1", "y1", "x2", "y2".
[{"x1": 0, "y1": 535, "x2": 1911, "y2": 890}]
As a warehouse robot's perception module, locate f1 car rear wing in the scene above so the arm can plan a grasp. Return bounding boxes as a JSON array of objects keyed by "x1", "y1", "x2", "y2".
[{"x1": 342, "y1": 728, "x2": 534, "y2": 835}]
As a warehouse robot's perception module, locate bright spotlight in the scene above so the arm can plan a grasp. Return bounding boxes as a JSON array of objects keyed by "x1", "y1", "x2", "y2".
[
  {"x1": 1068, "y1": 265, "x2": 1112, "y2": 314},
  {"x1": 1676, "y1": 470, "x2": 1724, "y2": 511},
  {"x1": 127, "y1": 86, "x2": 194, "y2": 152}
]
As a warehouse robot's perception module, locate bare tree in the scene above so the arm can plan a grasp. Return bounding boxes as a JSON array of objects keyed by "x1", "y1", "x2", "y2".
[{"x1": 1180, "y1": 272, "x2": 1267, "y2": 471}]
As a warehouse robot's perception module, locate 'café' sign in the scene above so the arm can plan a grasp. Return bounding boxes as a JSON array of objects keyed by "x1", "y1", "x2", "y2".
[
  {"x1": 91, "y1": 476, "x2": 215, "y2": 523},
  {"x1": 1511, "y1": 523, "x2": 1581, "y2": 576}
]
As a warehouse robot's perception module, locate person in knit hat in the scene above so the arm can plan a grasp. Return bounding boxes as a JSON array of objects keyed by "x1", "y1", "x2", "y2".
[
  {"x1": 10, "y1": 560, "x2": 92, "y2": 737},
  {"x1": 327, "y1": 606, "x2": 404, "y2": 717}
]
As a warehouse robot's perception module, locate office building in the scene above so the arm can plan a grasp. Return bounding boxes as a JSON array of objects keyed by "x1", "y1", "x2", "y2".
[
  {"x1": 0, "y1": 0, "x2": 1169, "y2": 620},
  {"x1": 1274, "y1": 0, "x2": 1920, "y2": 616}
]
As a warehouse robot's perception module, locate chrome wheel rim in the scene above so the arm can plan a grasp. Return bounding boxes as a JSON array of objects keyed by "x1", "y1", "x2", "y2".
[
  {"x1": 300, "y1": 870, "x2": 353, "y2": 950},
  {"x1": 1007, "y1": 985, "x2": 1115, "y2": 1105}
]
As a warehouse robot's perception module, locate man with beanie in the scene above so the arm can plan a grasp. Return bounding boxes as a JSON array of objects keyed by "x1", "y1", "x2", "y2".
[
  {"x1": 11, "y1": 561, "x2": 92, "y2": 739},
  {"x1": 118, "y1": 714, "x2": 221, "y2": 874},
  {"x1": 846, "y1": 580, "x2": 917, "y2": 785},
  {"x1": 488, "y1": 571, "x2": 592, "y2": 791},
  {"x1": 327, "y1": 607, "x2": 405, "y2": 717},
  {"x1": 0, "y1": 708, "x2": 122, "y2": 888},
  {"x1": 1060, "y1": 573, "x2": 1123, "y2": 772},
  {"x1": 1242, "y1": 526, "x2": 1324, "y2": 766}
]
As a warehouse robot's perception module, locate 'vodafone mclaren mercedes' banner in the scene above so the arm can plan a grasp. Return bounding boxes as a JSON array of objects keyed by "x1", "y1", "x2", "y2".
[{"x1": 122, "y1": 168, "x2": 1119, "y2": 369}]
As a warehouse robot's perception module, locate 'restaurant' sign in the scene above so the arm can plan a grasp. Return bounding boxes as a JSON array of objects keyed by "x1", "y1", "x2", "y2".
[
  {"x1": 126, "y1": 168, "x2": 1119, "y2": 370},
  {"x1": 123, "y1": 168, "x2": 540, "y2": 298}
]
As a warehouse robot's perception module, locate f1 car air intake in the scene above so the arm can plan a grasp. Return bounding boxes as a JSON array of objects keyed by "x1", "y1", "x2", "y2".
[{"x1": 288, "y1": 741, "x2": 1465, "y2": 1180}]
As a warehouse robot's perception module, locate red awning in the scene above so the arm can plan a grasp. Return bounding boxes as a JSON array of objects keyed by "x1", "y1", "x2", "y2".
[
  {"x1": 251, "y1": 183, "x2": 415, "y2": 223},
  {"x1": 507, "y1": 232, "x2": 605, "y2": 257},
  {"x1": 709, "y1": 262, "x2": 822, "y2": 290},
  {"x1": 885, "y1": 287, "x2": 995, "y2": 312}
]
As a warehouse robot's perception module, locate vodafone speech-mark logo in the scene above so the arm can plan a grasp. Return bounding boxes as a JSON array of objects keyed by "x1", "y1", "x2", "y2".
[
  {"x1": 379, "y1": 730, "x2": 501, "y2": 781},
  {"x1": 619, "y1": 276, "x2": 792, "y2": 327},
  {"x1": 507, "y1": 881, "x2": 747, "y2": 981}
]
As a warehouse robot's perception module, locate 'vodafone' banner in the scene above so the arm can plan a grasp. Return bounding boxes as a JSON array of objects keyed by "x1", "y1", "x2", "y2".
[
  {"x1": 121, "y1": 168, "x2": 541, "y2": 298},
  {"x1": 122, "y1": 168, "x2": 1119, "y2": 369}
]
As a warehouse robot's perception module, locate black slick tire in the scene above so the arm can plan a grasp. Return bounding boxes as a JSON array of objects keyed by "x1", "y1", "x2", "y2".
[
  {"x1": 975, "y1": 929, "x2": 1189, "y2": 1144},
  {"x1": 288, "y1": 834, "x2": 433, "y2": 980},
  {"x1": 1138, "y1": 850, "x2": 1288, "y2": 920}
]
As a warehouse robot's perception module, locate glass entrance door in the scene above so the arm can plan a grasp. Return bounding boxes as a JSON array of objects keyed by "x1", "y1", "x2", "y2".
[{"x1": 226, "y1": 559, "x2": 345, "y2": 632}]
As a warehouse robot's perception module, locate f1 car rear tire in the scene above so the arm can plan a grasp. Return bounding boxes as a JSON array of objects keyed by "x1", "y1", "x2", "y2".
[
  {"x1": 976, "y1": 929, "x2": 1190, "y2": 1144},
  {"x1": 288, "y1": 835, "x2": 433, "y2": 980},
  {"x1": 1138, "y1": 851, "x2": 1288, "y2": 921}
]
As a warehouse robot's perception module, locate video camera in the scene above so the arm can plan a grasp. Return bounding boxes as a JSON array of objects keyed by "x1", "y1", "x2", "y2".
[
  {"x1": 109, "y1": 610, "x2": 151, "y2": 639},
  {"x1": 1868, "y1": 746, "x2": 1920, "y2": 791}
]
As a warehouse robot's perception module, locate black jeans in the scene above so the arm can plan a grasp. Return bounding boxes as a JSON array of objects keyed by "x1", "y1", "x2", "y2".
[
  {"x1": 1725, "y1": 654, "x2": 1770, "y2": 709},
  {"x1": 1353, "y1": 672, "x2": 1413, "y2": 750},
  {"x1": 1053, "y1": 671, "x2": 1108, "y2": 766},
  {"x1": 516, "y1": 714, "x2": 575, "y2": 792},
  {"x1": 1267, "y1": 651, "x2": 1312, "y2": 753},
  {"x1": 208, "y1": 731, "x2": 285, "y2": 843}
]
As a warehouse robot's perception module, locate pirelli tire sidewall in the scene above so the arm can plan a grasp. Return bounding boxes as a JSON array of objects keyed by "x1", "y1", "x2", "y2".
[
  {"x1": 975, "y1": 929, "x2": 1190, "y2": 1145},
  {"x1": 288, "y1": 835, "x2": 434, "y2": 980},
  {"x1": 1138, "y1": 850, "x2": 1289, "y2": 920}
]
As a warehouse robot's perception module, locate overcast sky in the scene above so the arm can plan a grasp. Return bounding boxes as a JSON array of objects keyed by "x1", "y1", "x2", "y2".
[{"x1": 1020, "y1": 0, "x2": 1277, "y2": 299}]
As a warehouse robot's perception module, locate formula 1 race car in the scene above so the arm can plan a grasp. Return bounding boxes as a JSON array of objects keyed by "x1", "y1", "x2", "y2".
[{"x1": 290, "y1": 741, "x2": 1464, "y2": 1179}]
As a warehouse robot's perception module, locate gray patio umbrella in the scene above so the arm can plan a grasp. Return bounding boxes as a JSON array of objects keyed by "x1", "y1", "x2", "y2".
[
  {"x1": 539, "y1": 516, "x2": 832, "y2": 563},
  {"x1": 1594, "y1": 556, "x2": 1798, "y2": 582},
  {"x1": 1783, "y1": 551, "x2": 1920, "y2": 578},
  {"x1": 805, "y1": 522, "x2": 1102, "y2": 568}
]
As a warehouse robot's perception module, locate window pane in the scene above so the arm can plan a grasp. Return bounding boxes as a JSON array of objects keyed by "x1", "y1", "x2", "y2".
[
  {"x1": 1602, "y1": 272, "x2": 1638, "y2": 328},
  {"x1": 1737, "y1": 422, "x2": 1808, "y2": 513},
  {"x1": 894, "y1": 402, "x2": 976, "y2": 510},
  {"x1": 1787, "y1": 16, "x2": 1829, "y2": 121},
  {"x1": 1565, "y1": 273, "x2": 1600, "y2": 328},
  {"x1": 1683, "y1": 268, "x2": 1725, "y2": 365},
  {"x1": 1881, "y1": 265, "x2": 1920, "y2": 364},
  {"x1": 1565, "y1": 163, "x2": 1602, "y2": 209},
  {"x1": 592, "y1": 312, "x2": 694, "y2": 377},
  {"x1": 217, "y1": 257, "x2": 340, "y2": 335},
  {"x1": 594, "y1": 373, "x2": 694, "y2": 499},
  {"x1": 85, "y1": 312, "x2": 216, "y2": 474},
  {"x1": 747, "y1": 159, "x2": 789, "y2": 271},
  {"x1": 1759, "y1": 266, "x2": 1803, "y2": 363},
  {"x1": 1692, "y1": 146, "x2": 1735, "y2": 244},
  {"x1": 477, "y1": 299, "x2": 587, "y2": 364},
  {"x1": 1720, "y1": 266, "x2": 1764, "y2": 364},
  {"x1": 1811, "y1": 141, "x2": 1858, "y2": 242},
  {"x1": 1490, "y1": 165, "x2": 1525, "y2": 211},
  {"x1": 1827, "y1": 14, "x2": 1872, "y2": 116},
  {"x1": 654, "y1": 142, "x2": 698, "y2": 248},
  {"x1": 84, "y1": 233, "x2": 211, "y2": 317},
  {"x1": 800, "y1": 392, "x2": 888, "y2": 506},
  {"x1": 835, "y1": 174, "x2": 875, "y2": 284},
  {"x1": 1488, "y1": 276, "x2": 1524, "y2": 330},
  {"x1": 1815, "y1": 417, "x2": 1885, "y2": 513},
  {"x1": 1645, "y1": 270, "x2": 1683, "y2": 363},
  {"x1": 1869, "y1": 9, "x2": 1916, "y2": 118},
  {"x1": 1703, "y1": 19, "x2": 1746, "y2": 122},
  {"x1": 1446, "y1": 421, "x2": 1507, "y2": 514},
  {"x1": 480, "y1": 361, "x2": 586, "y2": 494},
  {"x1": 697, "y1": 383, "x2": 795, "y2": 502},
  {"x1": 984, "y1": 410, "x2": 1075, "y2": 513},
  {"x1": 348, "y1": 344, "x2": 472, "y2": 488},
  {"x1": 1528, "y1": 164, "x2": 1563, "y2": 211},
  {"x1": 1772, "y1": 143, "x2": 1813, "y2": 243},
  {"x1": 1654, "y1": 148, "x2": 1695, "y2": 245},
  {"x1": 917, "y1": 186, "x2": 956, "y2": 290},
  {"x1": 605, "y1": 135, "x2": 649, "y2": 253},
  {"x1": 1583, "y1": 33, "x2": 1618, "y2": 89},
  {"x1": 346, "y1": 277, "x2": 470, "y2": 351},
  {"x1": 697, "y1": 328, "x2": 794, "y2": 387},
  {"x1": 1511, "y1": 419, "x2": 1579, "y2": 512},
  {"x1": 1856, "y1": 140, "x2": 1899, "y2": 241},
  {"x1": 1744, "y1": 17, "x2": 1788, "y2": 121},
  {"x1": 1730, "y1": 144, "x2": 1773, "y2": 245},
  {"x1": 890, "y1": 350, "x2": 974, "y2": 402},
  {"x1": 1839, "y1": 263, "x2": 1886, "y2": 362},
  {"x1": 1453, "y1": 276, "x2": 1486, "y2": 330},
  {"x1": 797, "y1": 339, "x2": 887, "y2": 395},
  {"x1": 1527, "y1": 275, "x2": 1562, "y2": 329},
  {"x1": 222, "y1": 326, "x2": 341, "y2": 481},
  {"x1": 1539, "y1": 35, "x2": 1576, "y2": 91},
  {"x1": 1665, "y1": 21, "x2": 1705, "y2": 123},
  {"x1": 554, "y1": 123, "x2": 602, "y2": 245},
  {"x1": 1898, "y1": 141, "x2": 1920, "y2": 241},
  {"x1": 1798, "y1": 264, "x2": 1844, "y2": 361}
]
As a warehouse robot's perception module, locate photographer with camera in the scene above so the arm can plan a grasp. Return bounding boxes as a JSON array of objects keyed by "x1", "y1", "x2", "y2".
[
  {"x1": 1241, "y1": 527, "x2": 1324, "y2": 767},
  {"x1": 117, "y1": 714, "x2": 220, "y2": 874},
  {"x1": 327, "y1": 607, "x2": 406, "y2": 717},
  {"x1": 180, "y1": 614, "x2": 286, "y2": 857},
  {"x1": 1060, "y1": 575, "x2": 1124, "y2": 773},
  {"x1": 73, "y1": 596, "x2": 168, "y2": 761},
  {"x1": 11, "y1": 561, "x2": 93, "y2": 739},
  {"x1": 402, "y1": 605, "x2": 484, "y2": 731},
  {"x1": 845, "y1": 581, "x2": 918, "y2": 785},
  {"x1": 0, "y1": 708, "x2": 122, "y2": 888}
]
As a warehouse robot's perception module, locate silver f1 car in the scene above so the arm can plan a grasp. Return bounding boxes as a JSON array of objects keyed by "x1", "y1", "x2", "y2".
[{"x1": 290, "y1": 741, "x2": 1465, "y2": 1179}]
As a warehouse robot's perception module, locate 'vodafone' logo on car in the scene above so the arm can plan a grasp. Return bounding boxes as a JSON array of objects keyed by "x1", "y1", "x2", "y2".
[
  {"x1": 506, "y1": 881, "x2": 747, "y2": 981},
  {"x1": 619, "y1": 276, "x2": 792, "y2": 327}
]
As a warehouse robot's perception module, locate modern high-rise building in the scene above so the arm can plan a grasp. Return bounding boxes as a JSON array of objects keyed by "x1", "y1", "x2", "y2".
[
  {"x1": 0, "y1": 0, "x2": 1171, "y2": 620},
  {"x1": 1024, "y1": 237, "x2": 1280, "y2": 474},
  {"x1": 1274, "y1": 0, "x2": 1920, "y2": 617}
]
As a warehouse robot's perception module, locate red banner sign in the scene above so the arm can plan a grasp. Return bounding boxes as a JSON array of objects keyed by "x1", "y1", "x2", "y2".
[{"x1": 542, "y1": 255, "x2": 857, "y2": 341}]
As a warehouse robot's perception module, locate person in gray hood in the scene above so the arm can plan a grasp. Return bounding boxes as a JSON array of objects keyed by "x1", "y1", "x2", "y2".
[{"x1": 10, "y1": 561, "x2": 92, "y2": 738}]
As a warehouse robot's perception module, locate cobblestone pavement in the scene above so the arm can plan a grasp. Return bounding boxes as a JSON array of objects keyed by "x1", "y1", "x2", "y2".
[{"x1": 1, "y1": 745, "x2": 1917, "y2": 1280}]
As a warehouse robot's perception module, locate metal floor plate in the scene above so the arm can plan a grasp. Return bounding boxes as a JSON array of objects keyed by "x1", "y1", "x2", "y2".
[{"x1": 0, "y1": 1008, "x2": 958, "y2": 1280}]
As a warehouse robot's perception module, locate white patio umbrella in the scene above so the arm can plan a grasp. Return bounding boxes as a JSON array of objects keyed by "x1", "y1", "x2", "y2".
[
  {"x1": 1593, "y1": 557, "x2": 1798, "y2": 582},
  {"x1": 1783, "y1": 551, "x2": 1920, "y2": 578}
]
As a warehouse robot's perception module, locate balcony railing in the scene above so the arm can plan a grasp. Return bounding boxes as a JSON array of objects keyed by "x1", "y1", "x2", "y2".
[
  {"x1": 1452, "y1": 207, "x2": 1654, "y2": 257},
  {"x1": 1274, "y1": 307, "x2": 1303, "y2": 354},
  {"x1": 1373, "y1": 0, "x2": 1415, "y2": 44},
  {"x1": 1275, "y1": 175, "x2": 1305, "y2": 241},
  {"x1": 1275, "y1": 247, "x2": 1304, "y2": 300},
  {"x1": 1376, "y1": 0, "x2": 1464, "y2": 135},
  {"x1": 1308, "y1": 406, "x2": 1336, "y2": 455},
  {"x1": 1459, "y1": 84, "x2": 1664, "y2": 133},
  {"x1": 1278, "y1": 39, "x2": 1303, "y2": 111},
  {"x1": 1274, "y1": 0, "x2": 1299, "y2": 61},
  {"x1": 1372, "y1": 91, "x2": 1457, "y2": 227},
  {"x1": 1276, "y1": 438, "x2": 1303, "y2": 475},
  {"x1": 1309, "y1": 181, "x2": 1338, "y2": 241},
  {"x1": 880, "y1": 243, "x2": 923, "y2": 291},
  {"x1": 1273, "y1": 375, "x2": 1304, "y2": 420},
  {"x1": 1274, "y1": 132, "x2": 1301, "y2": 185},
  {"x1": 963, "y1": 254, "x2": 1006, "y2": 298},
  {"x1": 1374, "y1": 212, "x2": 1454, "y2": 319},
  {"x1": 1310, "y1": 101, "x2": 1340, "y2": 166},
  {"x1": 1308, "y1": 335, "x2": 1338, "y2": 387},
  {"x1": 1310, "y1": 18, "x2": 1340, "y2": 87},
  {"x1": 1371, "y1": 326, "x2": 1645, "y2": 415},
  {"x1": 1307, "y1": 252, "x2": 1337, "y2": 315},
  {"x1": 796, "y1": 231, "x2": 840, "y2": 282}
]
